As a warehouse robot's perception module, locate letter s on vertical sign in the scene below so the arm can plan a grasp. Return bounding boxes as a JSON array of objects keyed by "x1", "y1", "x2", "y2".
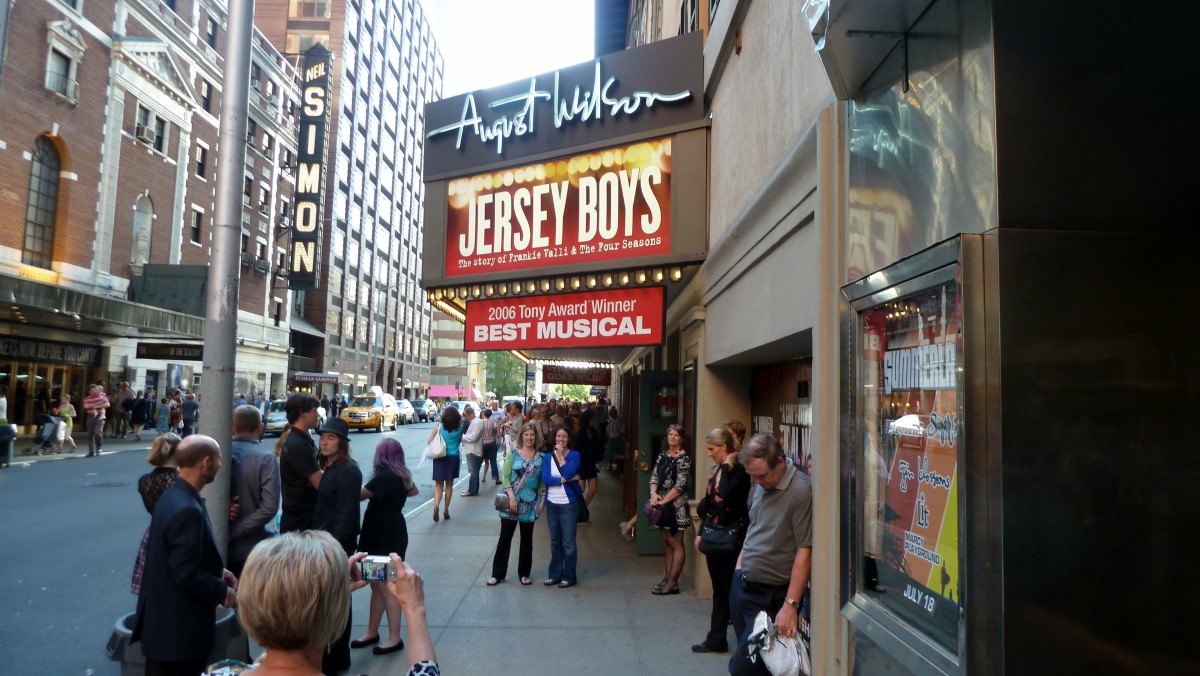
[{"x1": 303, "y1": 87, "x2": 325, "y2": 116}]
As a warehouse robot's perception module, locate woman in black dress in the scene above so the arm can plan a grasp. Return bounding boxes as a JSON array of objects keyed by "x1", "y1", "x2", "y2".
[
  {"x1": 353, "y1": 438, "x2": 419, "y2": 656},
  {"x1": 576, "y1": 408, "x2": 601, "y2": 511},
  {"x1": 132, "y1": 433, "x2": 181, "y2": 594},
  {"x1": 312, "y1": 418, "x2": 363, "y2": 674}
]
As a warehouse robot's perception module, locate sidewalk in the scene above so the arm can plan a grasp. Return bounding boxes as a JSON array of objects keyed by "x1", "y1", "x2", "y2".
[
  {"x1": 346, "y1": 468, "x2": 725, "y2": 675},
  {"x1": 2, "y1": 430, "x2": 156, "y2": 465}
]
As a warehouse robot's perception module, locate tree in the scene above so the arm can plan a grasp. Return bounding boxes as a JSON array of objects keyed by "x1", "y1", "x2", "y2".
[
  {"x1": 483, "y1": 351, "x2": 525, "y2": 397},
  {"x1": 550, "y1": 384, "x2": 591, "y2": 401}
]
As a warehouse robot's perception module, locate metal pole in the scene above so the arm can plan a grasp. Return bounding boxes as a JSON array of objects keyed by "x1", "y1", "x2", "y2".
[{"x1": 201, "y1": 0, "x2": 256, "y2": 558}]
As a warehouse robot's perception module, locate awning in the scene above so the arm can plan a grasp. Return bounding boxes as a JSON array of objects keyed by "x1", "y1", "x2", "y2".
[
  {"x1": 292, "y1": 371, "x2": 339, "y2": 384},
  {"x1": 289, "y1": 315, "x2": 325, "y2": 338},
  {"x1": 428, "y1": 385, "x2": 460, "y2": 398},
  {"x1": 471, "y1": 388, "x2": 483, "y2": 399}
]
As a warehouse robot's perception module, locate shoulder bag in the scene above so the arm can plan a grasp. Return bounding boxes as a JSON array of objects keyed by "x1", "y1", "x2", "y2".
[
  {"x1": 422, "y1": 429, "x2": 447, "y2": 460},
  {"x1": 699, "y1": 466, "x2": 743, "y2": 555},
  {"x1": 494, "y1": 457, "x2": 534, "y2": 511}
]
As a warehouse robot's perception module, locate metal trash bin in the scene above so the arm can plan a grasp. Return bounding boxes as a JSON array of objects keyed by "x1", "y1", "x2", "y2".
[
  {"x1": 106, "y1": 606, "x2": 248, "y2": 675},
  {"x1": 0, "y1": 424, "x2": 16, "y2": 468}
]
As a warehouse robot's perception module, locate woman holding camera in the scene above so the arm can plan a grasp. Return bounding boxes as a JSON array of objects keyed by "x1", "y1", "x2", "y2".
[
  {"x1": 312, "y1": 418, "x2": 362, "y2": 673},
  {"x1": 238, "y1": 531, "x2": 440, "y2": 676},
  {"x1": 488, "y1": 422, "x2": 545, "y2": 586},
  {"x1": 353, "y1": 438, "x2": 420, "y2": 657},
  {"x1": 649, "y1": 424, "x2": 691, "y2": 595}
]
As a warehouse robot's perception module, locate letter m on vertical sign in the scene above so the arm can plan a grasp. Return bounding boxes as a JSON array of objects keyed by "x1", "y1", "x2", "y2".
[{"x1": 289, "y1": 43, "x2": 333, "y2": 291}]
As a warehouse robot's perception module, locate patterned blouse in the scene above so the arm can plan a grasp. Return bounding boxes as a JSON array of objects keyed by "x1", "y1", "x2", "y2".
[
  {"x1": 499, "y1": 451, "x2": 544, "y2": 522},
  {"x1": 650, "y1": 450, "x2": 692, "y2": 529}
]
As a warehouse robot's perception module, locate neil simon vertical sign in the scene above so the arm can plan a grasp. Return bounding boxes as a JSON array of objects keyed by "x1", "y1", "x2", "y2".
[{"x1": 289, "y1": 43, "x2": 333, "y2": 290}]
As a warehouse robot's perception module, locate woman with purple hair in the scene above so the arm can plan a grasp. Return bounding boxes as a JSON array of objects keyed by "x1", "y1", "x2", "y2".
[{"x1": 352, "y1": 438, "x2": 420, "y2": 657}]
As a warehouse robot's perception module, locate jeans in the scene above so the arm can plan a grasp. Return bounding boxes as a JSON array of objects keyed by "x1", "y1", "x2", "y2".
[
  {"x1": 728, "y1": 571, "x2": 788, "y2": 676},
  {"x1": 546, "y1": 500, "x2": 581, "y2": 584},
  {"x1": 465, "y1": 453, "x2": 482, "y2": 495},
  {"x1": 492, "y1": 518, "x2": 535, "y2": 580},
  {"x1": 86, "y1": 415, "x2": 104, "y2": 455},
  {"x1": 482, "y1": 442, "x2": 500, "y2": 481}
]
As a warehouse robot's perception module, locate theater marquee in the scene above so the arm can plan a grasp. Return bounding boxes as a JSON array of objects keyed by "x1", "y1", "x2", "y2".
[
  {"x1": 446, "y1": 138, "x2": 673, "y2": 278},
  {"x1": 289, "y1": 44, "x2": 333, "y2": 291},
  {"x1": 464, "y1": 287, "x2": 664, "y2": 351}
]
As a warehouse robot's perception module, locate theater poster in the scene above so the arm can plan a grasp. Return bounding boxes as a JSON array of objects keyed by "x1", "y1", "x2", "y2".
[{"x1": 860, "y1": 282, "x2": 961, "y2": 650}]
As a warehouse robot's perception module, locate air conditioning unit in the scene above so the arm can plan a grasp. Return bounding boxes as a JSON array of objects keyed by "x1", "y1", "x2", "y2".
[
  {"x1": 240, "y1": 251, "x2": 254, "y2": 266},
  {"x1": 278, "y1": 215, "x2": 292, "y2": 229},
  {"x1": 135, "y1": 125, "x2": 157, "y2": 145},
  {"x1": 276, "y1": 266, "x2": 290, "y2": 278},
  {"x1": 258, "y1": 202, "x2": 270, "y2": 215},
  {"x1": 253, "y1": 259, "x2": 270, "y2": 273},
  {"x1": 251, "y1": 80, "x2": 262, "y2": 92}
]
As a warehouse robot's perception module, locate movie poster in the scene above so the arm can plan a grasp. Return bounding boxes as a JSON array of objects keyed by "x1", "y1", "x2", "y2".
[{"x1": 861, "y1": 283, "x2": 960, "y2": 650}]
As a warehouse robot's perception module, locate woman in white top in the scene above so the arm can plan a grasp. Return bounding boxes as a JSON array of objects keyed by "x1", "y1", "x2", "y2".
[{"x1": 540, "y1": 426, "x2": 584, "y2": 587}]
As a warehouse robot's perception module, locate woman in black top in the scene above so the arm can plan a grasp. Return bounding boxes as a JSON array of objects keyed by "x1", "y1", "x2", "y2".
[
  {"x1": 353, "y1": 438, "x2": 420, "y2": 657},
  {"x1": 312, "y1": 418, "x2": 362, "y2": 674},
  {"x1": 576, "y1": 408, "x2": 602, "y2": 509},
  {"x1": 132, "y1": 433, "x2": 181, "y2": 595},
  {"x1": 691, "y1": 428, "x2": 751, "y2": 653}
]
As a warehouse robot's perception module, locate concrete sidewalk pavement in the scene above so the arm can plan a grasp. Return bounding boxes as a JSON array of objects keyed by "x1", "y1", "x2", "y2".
[
  {"x1": 3, "y1": 430, "x2": 157, "y2": 465},
  {"x1": 346, "y1": 466, "x2": 726, "y2": 676}
]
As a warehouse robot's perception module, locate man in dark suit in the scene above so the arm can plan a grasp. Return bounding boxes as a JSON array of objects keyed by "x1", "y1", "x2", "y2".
[{"x1": 133, "y1": 434, "x2": 238, "y2": 676}]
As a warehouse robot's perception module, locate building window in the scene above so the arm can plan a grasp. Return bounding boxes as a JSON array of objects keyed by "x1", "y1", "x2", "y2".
[
  {"x1": 259, "y1": 186, "x2": 272, "y2": 215},
  {"x1": 246, "y1": 117, "x2": 258, "y2": 145},
  {"x1": 243, "y1": 177, "x2": 253, "y2": 207},
  {"x1": 200, "y1": 79, "x2": 213, "y2": 112},
  {"x1": 135, "y1": 104, "x2": 167, "y2": 153},
  {"x1": 289, "y1": 0, "x2": 332, "y2": 19},
  {"x1": 262, "y1": 132, "x2": 274, "y2": 159},
  {"x1": 45, "y1": 49, "x2": 78, "y2": 102},
  {"x1": 45, "y1": 20, "x2": 85, "y2": 103},
  {"x1": 22, "y1": 137, "x2": 61, "y2": 269},
  {"x1": 195, "y1": 143, "x2": 208, "y2": 178},
  {"x1": 190, "y1": 209, "x2": 204, "y2": 244},
  {"x1": 250, "y1": 63, "x2": 261, "y2": 92},
  {"x1": 132, "y1": 195, "x2": 153, "y2": 265},
  {"x1": 285, "y1": 31, "x2": 331, "y2": 54},
  {"x1": 206, "y1": 17, "x2": 219, "y2": 48}
]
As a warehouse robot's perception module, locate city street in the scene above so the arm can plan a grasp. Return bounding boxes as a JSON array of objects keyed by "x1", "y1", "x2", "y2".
[{"x1": 0, "y1": 421, "x2": 446, "y2": 675}]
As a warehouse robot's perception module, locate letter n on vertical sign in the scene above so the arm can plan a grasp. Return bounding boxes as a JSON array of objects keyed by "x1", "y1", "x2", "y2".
[{"x1": 289, "y1": 43, "x2": 332, "y2": 291}]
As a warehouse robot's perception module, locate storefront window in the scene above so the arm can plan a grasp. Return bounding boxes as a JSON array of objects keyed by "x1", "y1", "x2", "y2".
[{"x1": 858, "y1": 282, "x2": 961, "y2": 652}]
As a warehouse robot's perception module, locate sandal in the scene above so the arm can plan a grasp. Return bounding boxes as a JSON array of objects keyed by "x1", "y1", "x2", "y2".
[
  {"x1": 651, "y1": 584, "x2": 680, "y2": 596},
  {"x1": 543, "y1": 579, "x2": 561, "y2": 586},
  {"x1": 520, "y1": 577, "x2": 533, "y2": 586},
  {"x1": 486, "y1": 577, "x2": 502, "y2": 586}
]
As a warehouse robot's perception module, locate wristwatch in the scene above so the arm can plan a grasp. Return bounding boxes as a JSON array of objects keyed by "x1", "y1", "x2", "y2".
[{"x1": 784, "y1": 596, "x2": 801, "y2": 610}]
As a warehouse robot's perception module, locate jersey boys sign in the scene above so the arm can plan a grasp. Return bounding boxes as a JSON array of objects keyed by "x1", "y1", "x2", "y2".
[
  {"x1": 445, "y1": 137, "x2": 672, "y2": 277},
  {"x1": 288, "y1": 44, "x2": 333, "y2": 291},
  {"x1": 465, "y1": 287, "x2": 665, "y2": 351}
]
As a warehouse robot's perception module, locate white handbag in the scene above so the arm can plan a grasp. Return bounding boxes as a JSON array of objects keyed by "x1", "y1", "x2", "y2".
[
  {"x1": 419, "y1": 430, "x2": 447, "y2": 466},
  {"x1": 746, "y1": 609, "x2": 811, "y2": 676}
]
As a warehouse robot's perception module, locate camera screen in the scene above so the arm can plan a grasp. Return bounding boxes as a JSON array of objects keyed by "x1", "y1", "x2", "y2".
[{"x1": 360, "y1": 558, "x2": 390, "y2": 582}]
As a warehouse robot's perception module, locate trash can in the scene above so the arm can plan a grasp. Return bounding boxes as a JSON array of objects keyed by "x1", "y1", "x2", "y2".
[
  {"x1": 0, "y1": 424, "x2": 16, "y2": 468},
  {"x1": 106, "y1": 606, "x2": 248, "y2": 675}
]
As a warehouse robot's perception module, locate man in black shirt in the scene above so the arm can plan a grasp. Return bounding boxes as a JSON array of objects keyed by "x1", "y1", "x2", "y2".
[{"x1": 278, "y1": 393, "x2": 322, "y2": 533}]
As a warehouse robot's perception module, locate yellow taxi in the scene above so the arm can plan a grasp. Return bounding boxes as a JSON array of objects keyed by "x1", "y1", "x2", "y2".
[{"x1": 339, "y1": 390, "x2": 401, "y2": 432}]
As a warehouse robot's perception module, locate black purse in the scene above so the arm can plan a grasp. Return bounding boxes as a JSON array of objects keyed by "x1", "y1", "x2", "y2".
[{"x1": 698, "y1": 466, "x2": 741, "y2": 555}]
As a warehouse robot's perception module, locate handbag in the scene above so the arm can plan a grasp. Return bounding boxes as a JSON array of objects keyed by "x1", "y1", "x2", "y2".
[
  {"x1": 747, "y1": 610, "x2": 811, "y2": 676},
  {"x1": 495, "y1": 457, "x2": 534, "y2": 512},
  {"x1": 699, "y1": 517, "x2": 741, "y2": 555},
  {"x1": 423, "y1": 430, "x2": 447, "y2": 460},
  {"x1": 642, "y1": 499, "x2": 662, "y2": 524}
]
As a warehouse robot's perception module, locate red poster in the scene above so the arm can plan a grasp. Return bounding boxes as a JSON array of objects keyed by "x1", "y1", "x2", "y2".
[
  {"x1": 445, "y1": 138, "x2": 673, "y2": 277},
  {"x1": 464, "y1": 287, "x2": 665, "y2": 351}
]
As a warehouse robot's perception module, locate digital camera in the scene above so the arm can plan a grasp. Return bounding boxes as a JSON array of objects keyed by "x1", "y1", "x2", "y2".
[{"x1": 359, "y1": 555, "x2": 395, "y2": 582}]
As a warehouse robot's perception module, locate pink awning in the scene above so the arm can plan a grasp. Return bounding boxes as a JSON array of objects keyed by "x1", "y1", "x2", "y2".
[{"x1": 428, "y1": 385, "x2": 459, "y2": 398}]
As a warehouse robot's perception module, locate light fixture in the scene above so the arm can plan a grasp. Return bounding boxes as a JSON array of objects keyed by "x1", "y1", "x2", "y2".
[
  {"x1": 471, "y1": 285, "x2": 481, "y2": 298},
  {"x1": 586, "y1": 275, "x2": 597, "y2": 288},
  {"x1": 653, "y1": 268, "x2": 664, "y2": 283},
  {"x1": 619, "y1": 272, "x2": 630, "y2": 285},
  {"x1": 485, "y1": 283, "x2": 494, "y2": 296},
  {"x1": 670, "y1": 267, "x2": 682, "y2": 281},
  {"x1": 498, "y1": 282, "x2": 508, "y2": 295},
  {"x1": 525, "y1": 280, "x2": 536, "y2": 294},
  {"x1": 555, "y1": 278, "x2": 566, "y2": 291},
  {"x1": 602, "y1": 274, "x2": 613, "y2": 287},
  {"x1": 570, "y1": 276, "x2": 581, "y2": 290},
  {"x1": 540, "y1": 279, "x2": 550, "y2": 292}
]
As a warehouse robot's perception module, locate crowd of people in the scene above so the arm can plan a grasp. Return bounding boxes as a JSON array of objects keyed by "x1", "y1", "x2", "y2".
[{"x1": 123, "y1": 389, "x2": 811, "y2": 676}]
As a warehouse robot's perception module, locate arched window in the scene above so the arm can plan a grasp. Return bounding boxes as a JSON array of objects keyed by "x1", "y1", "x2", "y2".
[
  {"x1": 23, "y1": 137, "x2": 62, "y2": 269},
  {"x1": 132, "y1": 195, "x2": 153, "y2": 266}
]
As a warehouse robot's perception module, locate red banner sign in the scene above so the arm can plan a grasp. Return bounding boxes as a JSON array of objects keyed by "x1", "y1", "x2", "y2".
[
  {"x1": 445, "y1": 138, "x2": 673, "y2": 278},
  {"x1": 542, "y1": 365, "x2": 612, "y2": 386},
  {"x1": 464, "y1": 287, "x2": 665, "y2": 351}
]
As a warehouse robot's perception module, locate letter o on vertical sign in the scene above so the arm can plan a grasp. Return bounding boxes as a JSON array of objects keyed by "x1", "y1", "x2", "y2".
[{"x1": 289, "y1": 43, "x2": 333, "y2": 291}]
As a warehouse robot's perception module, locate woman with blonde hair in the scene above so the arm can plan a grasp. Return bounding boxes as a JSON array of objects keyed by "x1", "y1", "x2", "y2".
[
  {"x1": 648, "y1": 424, "x2": 691, "y2": 595},
  {"x1": 488, "y1": 422, "x2": 545, "y2": 586},
  {"x1": 238, "y1": 531, "x2": 440, "y2": 675},
  {"x1": 691, "y1": 428, "x2": 750, "y2": 653},
  {"x1": 131, "y1": 433, "x2": 181, "y2": 595}
]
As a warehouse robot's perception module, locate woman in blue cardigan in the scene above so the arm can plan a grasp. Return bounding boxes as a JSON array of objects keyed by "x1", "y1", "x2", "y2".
[{"x1": 542, "y1": 426, "x2": 584, "y2": 587}]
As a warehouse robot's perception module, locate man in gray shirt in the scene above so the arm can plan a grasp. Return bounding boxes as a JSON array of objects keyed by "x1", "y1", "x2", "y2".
[
  {"x1": 729, "y1": 433, "x2": 812, "y2": 675},
  {"x1": 227, "y1": 405, "x2": 280, "y2": 577}
]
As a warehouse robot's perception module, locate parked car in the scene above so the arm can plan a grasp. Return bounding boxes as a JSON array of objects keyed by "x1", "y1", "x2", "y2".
[
  {"x1": 447, "y1": 400, "x2": 480, "y2": 414},
  {"x1": 396, "y1": 399, "x2": 416, "y2": 425},
  {"x1": 411, "y1": 398, "x2": 437, "y2": 422},
  {"x1": 340, "y1": 392, "x2": 401, "y2": 432}
]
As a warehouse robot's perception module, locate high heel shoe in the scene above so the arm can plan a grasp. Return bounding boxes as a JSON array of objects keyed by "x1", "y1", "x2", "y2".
[{"x1": 432, "y1": 509, "x2": 439, "y2": 522}]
